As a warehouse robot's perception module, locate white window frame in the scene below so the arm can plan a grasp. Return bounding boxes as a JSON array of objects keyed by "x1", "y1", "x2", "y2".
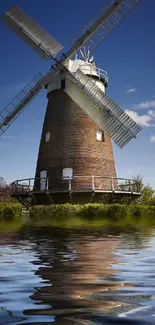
[
  {"x1": 63, "y1": 168, "x2": 73, "y2": 180},
  {"x1": 40, "y1": 170, "x2": 47, "y2": 191},
  {"x1": 45, "y1": 132, "x2": 50, "y2": 143},
  {"x1": 96, "y1": 130, "x2": 103, "y2": 142}
]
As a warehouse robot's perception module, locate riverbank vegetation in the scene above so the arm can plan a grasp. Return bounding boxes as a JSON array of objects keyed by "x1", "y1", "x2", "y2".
[
  {"x1": 29, "y1": 203, "x2": 155, "y2": 221},
  {"x1": 0, "y1": 203, "x2": 155, "y2": 232},
  {"x1": 0, "y1": 202, "x2": 155, "y2": 222},
  {"x1": 0, "y1": 203, "x2": 22, "y2": 221}
]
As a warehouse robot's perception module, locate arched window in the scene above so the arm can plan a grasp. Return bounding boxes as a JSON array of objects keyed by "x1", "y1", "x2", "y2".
[
  {"x1": 63, "y1": 168, "x2": 73, "y2": 179},
  {"x1": 45, "y1": 132, "x2": 50, "y2": 142},
  {"x1": 96, "y1": 130, "x2": 104, "y2": 142},
  {"x1": 40, "y1": 170, "x2": 47, "y2": 191}
]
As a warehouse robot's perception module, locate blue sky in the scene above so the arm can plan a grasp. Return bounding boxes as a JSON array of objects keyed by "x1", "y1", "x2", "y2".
[{"x1": 0, "y1": 0, "x2": 155, "y2": 188}]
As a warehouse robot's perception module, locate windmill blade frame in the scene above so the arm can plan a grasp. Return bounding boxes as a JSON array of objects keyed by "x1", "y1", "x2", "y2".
[
  {"x1": 2, "y1": 5, "x2": 63, "y2": 60},
  {"x1": 0, "y1": 71, "x2": 53, "y2": 137},
  {"x1": 64, "y1": 0, "x2": 141, "y2": 60},
  {"x1": 64, "y1": 69, "x2": 141, "y2": 148},
  {"x1": 0, "y1": 0, "x2": 142, "y2": 145}
]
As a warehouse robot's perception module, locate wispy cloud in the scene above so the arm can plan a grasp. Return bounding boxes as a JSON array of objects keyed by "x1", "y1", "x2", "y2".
[
  {"x1": 125, "y1": 109, "x2": 155, "y2": 127},
  {"x1": 1, "y1": 135, "x2": 17, "y2": 140},
  {"x1": 148, "y1": 110, "x2": 155, "y2": 118},
  {"x1": 126, "y1": 88, "x2": 137, "y2": 93},
  {"x1": 150, "y1": 135, "x2": 155, "y2": 143},
  {"x1": 134, "y1": 100, "x2": 155, "y2": 109},
  {"x1": 1, "y1": 135, "x2": 29, "y2": 141}
]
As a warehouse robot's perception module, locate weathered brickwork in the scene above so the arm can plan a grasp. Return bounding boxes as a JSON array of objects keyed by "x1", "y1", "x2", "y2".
[{"x1": 35, "y1": 89, "x2": 117, "y2": 190}]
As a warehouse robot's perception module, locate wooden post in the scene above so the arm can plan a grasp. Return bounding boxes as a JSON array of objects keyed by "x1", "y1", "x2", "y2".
[
  {"x1": 45, "y1": 177, "x2": 49, "y2": 191},
  {"x1": 92, "y1": 176, "x2": 95, "y2": 191},
  {"x1": 111, "y1": 177, "x2": 114, "y2": 191},
  {"x1": 69, "y1": 177, "x2": 72, "y2": 192},
  {"x1": 129, "y1": 179, "x2": 131, "y2": 192}
]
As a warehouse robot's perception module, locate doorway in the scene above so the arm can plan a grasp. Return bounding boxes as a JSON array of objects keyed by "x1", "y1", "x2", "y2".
[{"x1": 40, "y1": 170, "x2": 47, "y2": 191}]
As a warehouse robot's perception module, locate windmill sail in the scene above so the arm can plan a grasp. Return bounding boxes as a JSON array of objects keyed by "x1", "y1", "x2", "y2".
[
  {"x1": 66, "y1": 0, "x2": 141, "y2": 59},
  {"x1": 0, "y1": 72, "x2": 52, "y2": 137},
  {"x1": 65, "y1": 70, "x2": 141, "y2": 148},
  {"x1": 2, "y1": 5, "x2": 63, "y2": 60}
]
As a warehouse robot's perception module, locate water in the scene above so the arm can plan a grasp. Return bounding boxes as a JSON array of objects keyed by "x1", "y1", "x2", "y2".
[{"x1": 0, "y1": 225, "x2": 155, "y2": 324}]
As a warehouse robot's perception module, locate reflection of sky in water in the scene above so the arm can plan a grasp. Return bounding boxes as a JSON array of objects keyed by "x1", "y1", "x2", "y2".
[
  {"x1": 0, "y1": 228, "x2": 155, "y2": 324},
  {"x1": 112, "y1": 232, "x2": 155, "y2": 287},
  {"x1": 0, "y1": 242, "x2": 55, "y2": 324}
]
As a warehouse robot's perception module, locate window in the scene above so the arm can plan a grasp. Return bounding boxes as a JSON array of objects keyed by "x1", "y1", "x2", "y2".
[
  {"x1": 40, "y1": 170, "x2": 47, "y2": 191},
  {"x1": 61, "y1": 79, "x2": 66, "y2": 89},
  {"x1": 63, "y1": 168, "x2": 73, "y2": 179},
  {"x1": 45, "y1": 132, "x2": 50, "y2": 143},
  {"x1": 96, "y1": 130, "x2": 104, "y2": 142}
]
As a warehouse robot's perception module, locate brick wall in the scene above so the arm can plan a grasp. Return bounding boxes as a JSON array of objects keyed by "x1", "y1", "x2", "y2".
[{"x1": 35, "y1": 89, "x2": 117, "y2": 191}]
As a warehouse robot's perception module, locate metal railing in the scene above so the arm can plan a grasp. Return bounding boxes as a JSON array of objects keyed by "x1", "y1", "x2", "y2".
[
  {"x1": 79, "y1": 64, "x2": 109, "y2": 84},
  {"x1": 11, "y1": 176, "x2": 141, "y2": 194}
]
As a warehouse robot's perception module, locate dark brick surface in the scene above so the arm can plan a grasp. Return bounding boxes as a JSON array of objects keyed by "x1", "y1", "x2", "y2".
[{"x1": 35, "y1": 89, "x2": 117, "y2": 190}]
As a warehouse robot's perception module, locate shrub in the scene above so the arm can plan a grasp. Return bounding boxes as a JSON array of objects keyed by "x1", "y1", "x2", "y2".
[
  {"x1": 0, "y1": 203, "x2": 22, "y2": 221},
  {"x1": 148, "y1": 198, "x2": 155, "y2": 206},
  {"x1": 29, "y1": 203, "x2": 128, "y2": 221},
  {"x1": 129, "y1": 205, "x2": 148, "y2": 217},
  {"x1": 105, "y1": 204, "x2": 127, "y2": 221}
]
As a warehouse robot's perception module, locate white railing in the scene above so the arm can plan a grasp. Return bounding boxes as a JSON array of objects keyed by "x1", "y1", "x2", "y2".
[
  {"x1": 11, "y1": 176, "x2": 141, "y2": 194},
  {"x1": 79, "y1": 64, "x2": 109, "y2": 84}
]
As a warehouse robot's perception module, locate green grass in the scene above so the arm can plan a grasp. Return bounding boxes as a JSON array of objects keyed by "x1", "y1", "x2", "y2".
[
  {"x1": 29, "y1": 203, "x2": 155, "y2": 218},
  {"x1": 29, "y1": 203, "x2": 155, "y2": 228},
  {"x1": 0, "y1": 203, "x2": 155, "y2": 231}
]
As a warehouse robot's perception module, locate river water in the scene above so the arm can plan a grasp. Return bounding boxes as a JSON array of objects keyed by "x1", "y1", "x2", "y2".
[{"x1": 0, "y1": 225, "x2": 155, "y2": 324}]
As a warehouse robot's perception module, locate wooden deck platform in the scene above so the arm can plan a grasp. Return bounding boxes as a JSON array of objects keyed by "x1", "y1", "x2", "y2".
[{"x1": 11, "y1": 176, "x2": 141, "y2": 206}]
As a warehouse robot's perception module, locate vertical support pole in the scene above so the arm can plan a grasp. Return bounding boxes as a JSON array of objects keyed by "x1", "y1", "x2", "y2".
[
  {"x1": 111, "y1": 177, "x2": 114, "y2": 191},
  {"x1": 92, "y1": 176, "x2": 95, "y2": 191},
  {"x1": 46, "y1": 177, "x2": 49, "y2": 191},
  {"x1": 90, "y1": 65, "x2": 92, "y2": 78},
  {"x1": 47, "y1": 177, "x2": 49, "y2": 191},
  {"x1": 29, "y1": 179, "x2": 30, "y2": 191},
  {"x1": 129, "y1": 179, "x2": 131, "y2": 192},
  {"x1": 69, "y1": 177, "x2": 72, "y2": 192},
  {"x1": 137, "y1": 181, "x2": 140, "y2": 193}
]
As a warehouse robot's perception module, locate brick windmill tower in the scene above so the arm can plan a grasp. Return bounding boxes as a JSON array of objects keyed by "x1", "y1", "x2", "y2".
[{"x1": 0, "y1": 0, "x2": 142, "y2": 204}]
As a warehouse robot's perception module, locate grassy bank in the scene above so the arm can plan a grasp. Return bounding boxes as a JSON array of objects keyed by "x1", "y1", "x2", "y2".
[
  {"x1": 0, "y1": 203, "x2": 155, "y2": 231},
  {"x1": 29, "y1": 203, "x2": 155, "y2": 219},
  {"x1": 28, "y1": 203, "x2": 155, "y2": 228},
  {"x1": 0, "y1": 203, "x2": 155, "y2": 228}
]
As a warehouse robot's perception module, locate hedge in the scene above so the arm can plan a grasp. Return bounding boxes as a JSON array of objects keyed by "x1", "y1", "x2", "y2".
[
  {"x1": 29, "y1": 203, "x2": 155, "y2": 221},
  {"x1": 0, "y1": 203, "x2": 155, "y2": 225}
]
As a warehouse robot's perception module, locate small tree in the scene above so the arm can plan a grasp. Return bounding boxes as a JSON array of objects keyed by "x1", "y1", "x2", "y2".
[
  {"x1": 134, "y1": 174, "x2": 155, "y2": 204},
  {"x1": 0, "y1": 177, "x2": 13, "y2": 202}
]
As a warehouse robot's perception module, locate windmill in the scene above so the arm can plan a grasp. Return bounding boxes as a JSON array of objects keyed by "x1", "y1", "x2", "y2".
[{"x1": 0, "y1": 0, "x2": 142, "y2": 205}]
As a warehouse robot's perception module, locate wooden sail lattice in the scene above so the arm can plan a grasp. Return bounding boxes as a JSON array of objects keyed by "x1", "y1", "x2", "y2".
[
  {"x1": 0, "y1": 0, "x2": 142, "y2": 144},
  {"x1": 68, "y1": 0, "x2": 141, "y2": 58},
  {"x1": 65, "y1": 69, "x2": 141, "y2": 148},
  {"x1": 0, "y1": 72, "x2": 52, "y2": 137},
  {"x1": 2, "y1": 5, "x2": 63, "y2": 60}
]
